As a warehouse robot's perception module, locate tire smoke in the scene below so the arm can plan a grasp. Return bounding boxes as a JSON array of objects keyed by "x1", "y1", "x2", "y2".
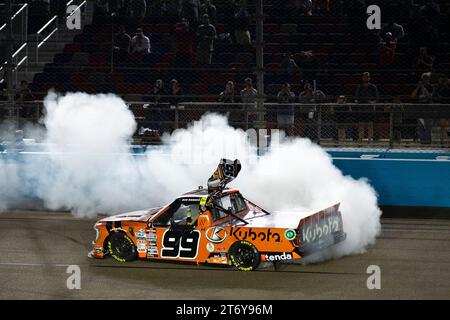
[{"x1": 0, "y1": 92, "x2": 381, "y2": 261}]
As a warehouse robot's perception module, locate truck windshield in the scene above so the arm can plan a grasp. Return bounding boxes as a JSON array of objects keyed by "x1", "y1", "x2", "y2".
[{"x1": 212, "y1": 193, "x2": 247, "y2": 221}]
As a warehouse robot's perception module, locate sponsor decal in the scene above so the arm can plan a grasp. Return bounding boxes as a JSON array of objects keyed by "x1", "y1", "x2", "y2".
[
  {"x1": 137, "y1": 238, "x2": 147, "y2": 252},
  {"x1": 147, "y1": 247, "x2": 158, "y2": 257},
  {"x1": 94, "y1": 247, "x2": 103, "y2": 254},
  {"x1": 205, "y1": 227, "x2": 227, "y2": 243},
  {"x1": 206, "y1": 243, "x2": 215, "y2": 252},
  {"x1": 264, "y1": 252, "x2": 293, "y2": 261},
  {"x1": 230, "y1": 227, "x2": 281, "y2": 242},
  {"x1": 200, "y1": 196, "x2": 208, "y2": 205},
  {"x1": 146, "y1": 229, "x2": 157, "y2": 244},
  {"x1": 302, "y1": 216, "x2": 340, "y2": 243},
  {"x1": 182, "y1": 198, "x2": 201, "y2": 203},
  {"x1": 284, "y1": 229, "x2": 297, "y2": 241}
]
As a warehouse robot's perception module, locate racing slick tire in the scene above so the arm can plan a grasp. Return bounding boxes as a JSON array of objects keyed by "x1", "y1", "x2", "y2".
[
  {"x1": 107, "y1": 232, "x2": 137, "y2": 262},
  {"x1": 229, "y1": 240, "x2": 261, "y2": 271}
]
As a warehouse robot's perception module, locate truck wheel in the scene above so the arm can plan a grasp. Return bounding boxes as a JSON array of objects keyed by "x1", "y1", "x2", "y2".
[
  {"x1": 229, "y1": 240, "x2": 260, "y2": 271},
  {"x1": 108, "y1": 232, "x2": 137, "y2": 262}
]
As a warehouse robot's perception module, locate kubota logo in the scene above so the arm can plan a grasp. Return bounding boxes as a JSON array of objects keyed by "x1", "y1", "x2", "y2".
[
  {"x1": 230, "y1": 227, "x2": 281, "y2": 242},
  {"x1": 205, "y1": 227, "x2": 227, "y2": 243}
]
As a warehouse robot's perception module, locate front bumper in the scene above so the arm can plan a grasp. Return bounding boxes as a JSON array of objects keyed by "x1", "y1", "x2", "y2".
[{"x1": 89, "y1": 241, "x2": 106, "y2": 259}]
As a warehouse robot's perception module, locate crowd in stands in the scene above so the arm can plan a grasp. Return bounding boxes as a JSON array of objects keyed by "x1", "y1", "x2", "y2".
[
  {"x1": 83, "y1": 0, "x2": 450, "y2": 104},
  {"x1": 1, "y1": 0, "x2": 450, "y2": 143}
]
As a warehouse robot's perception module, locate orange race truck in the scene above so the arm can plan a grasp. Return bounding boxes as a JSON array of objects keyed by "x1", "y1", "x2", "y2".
[{"x1": 89, "y1": 159, "x2": 346, "y2": 271}]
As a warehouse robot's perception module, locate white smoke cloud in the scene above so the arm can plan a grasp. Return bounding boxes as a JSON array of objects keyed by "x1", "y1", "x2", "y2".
[{"x1": 0, "y1": 92, "x2": 381, "y2": 261}]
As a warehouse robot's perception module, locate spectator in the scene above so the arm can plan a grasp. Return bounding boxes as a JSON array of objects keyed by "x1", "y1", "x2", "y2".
[
  {"x1": 379, "y1": 17, "x2": 405, "y2": 43},
  {"x1": 174, "y1": 19, "x2": 195, "y2": 67},
  {"x1": 168, "y1": 79, "x2": 184, "y2": 106},
  {"x1": 114, "y1": 25, "x2": 131, "y2": 53},
  {"x1": 127, "y1": 0, "x2": 147, "y2": 25},
  {"x1": 131, "y1": 28, "x2": 151, "y2": 54},
  {"x1": 299, "y1": 82, "x2": 326, "y2": 102},
  {"x1": 411, "y1": 72, "x2": 433, "y2": 102},
  {"x1": 413, "y1": 47, "x2": 434, "y2": 75},
  {"x1": 379, "y1": 32, "x2": 397, "y2": 66},
  {"x1": 219, "y1": 81, "x2": 236, "y2": 103},
  {"x1": 196, "y1": 14, "x2": 216, "y2": 65},
  {"x1": 277, "y1": 83, "x2": 296, "y2": 103},
  {"x1": 334, "y1": 95, "x2": 352, "y2": 142},
  {"x1": 152, "y1": 79, "x2": 167, "y2": 104},
  {"x1": 240, "y1": 77, "x2": 258, "y2": 128},
  {"x1": 280, "y1": 53, "x2": 299, "y2": 83},
  {"x1": 354, "y1": 72, "x2": 379, "y2": 142},
  {"x1": 234, "y1": 0, "x2": 251, "y2": 46},
  {"x1": 298, "y1": 0, "x2": 313, "y2": 15},
  {"x1": 15, "y1": 81, "x2": 35, "y2": 119},
  {"x1": 240, "y1": 77, "x2": 257, "y2": 104},
  {"x1": 432, "y1": 75, "x2": 450, "y2": 103},
  {"x1": 411, "y1": 72, "x2": 433, "y2": 144},
  {"x1": 200, "y1": 0, "x2": 217, "y2": 25},
  {"x1": 313, "y1": 0, "x2": 330, "y2": 14},
  {"x1": 181, "y1": 0, "x2": 201, "y2": 27},
  {"x1": 355, "y1": 72, "x2": 379, "y2": 103},
  {"x1": 432, "y1": 75, "x2": 450, "y2": 143},
  {"x1": 276, "y1": 83, "x2": 296, "y2": 136},
  {"x1": 298, "y1": 51, "x2": 319, "y2": 83}
]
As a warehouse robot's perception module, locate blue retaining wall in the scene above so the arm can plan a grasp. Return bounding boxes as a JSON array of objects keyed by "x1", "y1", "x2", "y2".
[
  {"x1": 2, "y1": 144, "x2": 449, "y2": 207},
  {"x1": 329, "y1": 149, "x2": 450, "y2": 207}
]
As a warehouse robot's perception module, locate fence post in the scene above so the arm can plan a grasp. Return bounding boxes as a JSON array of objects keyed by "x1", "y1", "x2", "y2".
[
  {"x1": 36, "y1": 33, "x2": 39, "y2": 63},
  {"x1": 245, "y1": 104, "x2": 249, "y2": 130},
  {"x1": 389, "y1": 103, "x2": 394, "y2": 148},
  {"x1": 174, "y1": 105, "x2": 179, "y2": 130},
  {"x1": 317, "y1": 104, "x2": 322, "y2": 145}
]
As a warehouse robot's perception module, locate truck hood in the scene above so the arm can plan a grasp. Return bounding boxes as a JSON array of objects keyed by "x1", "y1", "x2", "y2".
[
  {"x1": 99, "y1": 207, "x2": 163, "y2": 223},
  {"x1": 240, "y1": 203, "x2": 341, "y2": 229},
  {"x1": 241, "y1": 210, "x2": 315, "y2": 228}
]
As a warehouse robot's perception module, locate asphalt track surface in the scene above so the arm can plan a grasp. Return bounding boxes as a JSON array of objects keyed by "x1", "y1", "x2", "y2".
[{"x1": 1, "y1": 210, "x2": 450, "y2": 299}]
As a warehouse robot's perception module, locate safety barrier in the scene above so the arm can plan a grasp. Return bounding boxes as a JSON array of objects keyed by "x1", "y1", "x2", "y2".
[{"x1": 1, "y1": 101, "x2": 449, "y2": 148}]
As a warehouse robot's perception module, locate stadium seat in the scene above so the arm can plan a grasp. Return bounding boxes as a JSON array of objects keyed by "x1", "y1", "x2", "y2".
[
  {"x1": 64, "y1": 43, "x2": 81, "y2": 54},
  {"x1": 68, "y1": 52, "x2": 89, "y2": 66},
  {"x1": 280, "y1": 24, "x2": 297, "y2": 33}
]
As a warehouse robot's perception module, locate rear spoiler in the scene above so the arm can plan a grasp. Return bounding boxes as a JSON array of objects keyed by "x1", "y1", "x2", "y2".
[
  {"x1": 298, "y1": 203, "x2": 346, "y2": 254},
  {"x1": 298, "y1": 203, "x2": 341, "y2": 230}
]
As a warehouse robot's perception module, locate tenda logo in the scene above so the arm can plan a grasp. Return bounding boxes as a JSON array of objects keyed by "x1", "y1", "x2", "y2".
[
  {"x1": 230, "y1": 227, "x2": 281, "y2": 242},
  {"x1": 264, "y1": 252, "x2": 293, "y2": 261}
]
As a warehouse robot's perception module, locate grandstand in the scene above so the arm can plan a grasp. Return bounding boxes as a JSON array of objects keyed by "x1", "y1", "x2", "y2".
[{"x1": 1, "y1": 0, "x2": 450, "y2": 146}]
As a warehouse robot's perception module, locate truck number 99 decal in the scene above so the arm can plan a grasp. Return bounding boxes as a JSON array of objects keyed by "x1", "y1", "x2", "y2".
[{"x1": 161, "y1": 230, "x2": 201, "y2": 259}]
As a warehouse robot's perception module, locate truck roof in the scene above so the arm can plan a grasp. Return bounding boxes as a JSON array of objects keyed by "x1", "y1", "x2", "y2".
[{"x1": 179, "y1": 187, "x2": 239, "y2": 198}]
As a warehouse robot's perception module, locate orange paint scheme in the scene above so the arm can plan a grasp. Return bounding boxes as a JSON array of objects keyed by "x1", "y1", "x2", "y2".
[{"x1": 89, "y1": 188, "x2": 345, "y2": 270}]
